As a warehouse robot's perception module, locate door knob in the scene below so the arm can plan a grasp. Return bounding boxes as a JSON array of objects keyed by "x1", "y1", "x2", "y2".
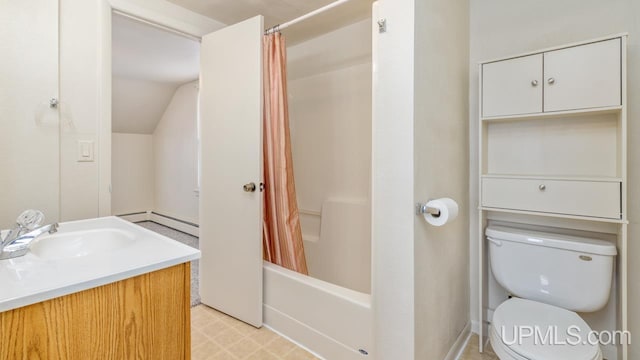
[
  {"x1": 531, "y1": 80, "x2": 538, "y2": 87},
  {"x1": 547, "y1": 77, "x2": 556, "y2": 85},
  {"x1": 243, "y1": 182, "x2": 257, "y2": 192}
]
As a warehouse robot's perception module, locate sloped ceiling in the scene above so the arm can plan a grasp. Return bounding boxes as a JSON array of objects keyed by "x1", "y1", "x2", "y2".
[
  {"x1": 167, "y1": 0, "x2": 373, "y2": 44},
  {"x1": 112, "y1": 77, "x2": 178, "y2": 134},
  {"x1": 112, "y1": 13, "x2": 200, "y2": 134}
]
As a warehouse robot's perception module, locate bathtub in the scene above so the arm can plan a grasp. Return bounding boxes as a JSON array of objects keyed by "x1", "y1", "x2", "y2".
[{"x1": 263, "y1": 261, "x2": 373, "y2": 359}]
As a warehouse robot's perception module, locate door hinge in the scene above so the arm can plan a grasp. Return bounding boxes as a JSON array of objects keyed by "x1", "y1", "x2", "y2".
[{"x1": 377, "y1": 19, "x2": 387, "y2": 33}]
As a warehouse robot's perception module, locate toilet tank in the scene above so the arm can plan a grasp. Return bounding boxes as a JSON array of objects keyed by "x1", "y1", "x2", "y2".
[{"x1": 486, "y1": 225, "x2": 617, "y2": 312}]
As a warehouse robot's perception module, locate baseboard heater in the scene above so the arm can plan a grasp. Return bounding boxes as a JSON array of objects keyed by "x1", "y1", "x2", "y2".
[
  {"x1": 149, "y1": 212, "x2": 199, "y2": 228},
  {"x1": 116, "y1": 211, "x2": 147, "y2": 217},
  {"x1": 116, "y1": 211, "x2": 199, "y2": 237}
]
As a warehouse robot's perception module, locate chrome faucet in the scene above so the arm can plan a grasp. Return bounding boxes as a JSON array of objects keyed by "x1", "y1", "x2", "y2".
[{"x1": 0, "y1": 210, "x2": 58, "y2": 260}]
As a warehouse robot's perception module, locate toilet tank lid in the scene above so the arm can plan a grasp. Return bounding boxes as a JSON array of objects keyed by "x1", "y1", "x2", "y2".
[{"x1": 486, "y1": 226, "x2": 617, "y2": 256}]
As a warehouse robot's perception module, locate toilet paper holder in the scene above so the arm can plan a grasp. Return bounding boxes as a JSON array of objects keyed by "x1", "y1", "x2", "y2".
[{"x1": 416, "y1": 203, "x2": 441, "y2": 218}]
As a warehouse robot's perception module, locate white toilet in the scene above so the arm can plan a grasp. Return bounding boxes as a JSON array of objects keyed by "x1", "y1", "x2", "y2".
[{"x1": 486, "y1": 225, "x2": 617, "y2": 360}]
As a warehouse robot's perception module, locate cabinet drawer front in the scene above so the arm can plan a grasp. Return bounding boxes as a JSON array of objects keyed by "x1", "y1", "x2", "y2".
[
  {"x1": 482, "y1": 54, "x2": 543, "y2": 117},
  {"x1": 544, "y1": 38, "x2": 621, "y2": 112},
  {"x1": 482, "y1": 178, "x2": 620, "y2": 219}
]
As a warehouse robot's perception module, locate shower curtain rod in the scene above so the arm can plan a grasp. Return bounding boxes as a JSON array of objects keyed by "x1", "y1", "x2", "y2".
[{"x1": 264, "y1": 0, "x2": 354, "y2": 34}]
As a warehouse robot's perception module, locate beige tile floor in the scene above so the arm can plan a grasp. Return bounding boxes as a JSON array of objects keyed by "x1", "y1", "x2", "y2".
[
  {"x1": 191, "y1": 304, "x2": 319, "y2": 360},
  {"x1": 193, "y1": 305, "x2": 498, "y2": 360},
  {"x1": 459, "y1": 334, "x2": 500, "y2": 360}
]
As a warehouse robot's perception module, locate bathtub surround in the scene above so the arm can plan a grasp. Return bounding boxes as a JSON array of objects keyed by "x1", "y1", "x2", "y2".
[
  {"x1": 262, "y1": 32, "x2": 308, "y2": 275},
  {"x1": 287, "y1": 18, "x2": 372, "y2": 293},
  {"x1": 252, "y1": 14, "x2": 375, "y2": 358}
]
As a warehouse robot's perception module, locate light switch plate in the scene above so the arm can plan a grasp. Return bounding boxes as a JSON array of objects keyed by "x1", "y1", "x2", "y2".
[{"x1": 77, "y1": 140, "x2": 94, "y2": 162}]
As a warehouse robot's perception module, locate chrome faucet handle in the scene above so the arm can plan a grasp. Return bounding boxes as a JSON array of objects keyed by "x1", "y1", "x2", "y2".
[
  {"x1": 1, "y1": 210, "x2": 45, "y2": 248},
  {"x1": 16, "y1": 210, "x2": 45, "y2": 230}
]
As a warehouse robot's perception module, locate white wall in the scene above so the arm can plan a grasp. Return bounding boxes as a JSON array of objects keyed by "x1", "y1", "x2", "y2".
[
  {"x1": 111, "y1": 133, "x2": 154, "y2": 214},
  {"x1": 414, "y1": 0, "x2": 470, "y2": 358},
  {"x1": 153, "y1": 81, "x2": 199, "y2": 224},
  {"x1": 59, "y1": 0, "x2": 102, "y2": 221},
  {"x1": 287, "y1": 19, "x2": 372, "y2": 294},
  {"x1": 112, "y1": 76, "x2": 177, "y2": 134},
  {"x1": 111, "y1": 81, "x2": 199, "y2": 224},
  {"x1": 468, "y1": 1, "x2": 640, "y2": 358},
  {"x1": 58, "y1": 0, "x2": 223, "y2": 222}
]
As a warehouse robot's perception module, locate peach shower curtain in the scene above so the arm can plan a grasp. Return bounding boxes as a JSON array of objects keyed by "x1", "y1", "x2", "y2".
[{"x1": 262, "y1": 33, "x2": 309, "y2": 275}]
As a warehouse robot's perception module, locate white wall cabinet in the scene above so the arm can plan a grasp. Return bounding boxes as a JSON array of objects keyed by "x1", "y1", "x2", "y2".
[
  {"x1": 482, "y1": 54, "x2": 542, "y2": 117},
  {"x1": 482, "y1": 38, "x2": 621, "y2": 118},
  {"x1": 544, "y1": 39, "x2": 621, "y2": 112},
  {"x1": 478, "y1": 34, "x2": 628, "y2": 360}
]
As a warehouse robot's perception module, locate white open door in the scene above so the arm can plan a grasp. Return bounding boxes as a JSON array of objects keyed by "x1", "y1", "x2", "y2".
[{"x1": 199, "y1": 15, "x2": 264, "y2": 327}]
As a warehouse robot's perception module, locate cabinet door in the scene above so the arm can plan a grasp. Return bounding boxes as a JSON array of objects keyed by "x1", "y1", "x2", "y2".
[
  {"x1": 544, "y1": 39, "x2": 621, "y2": 112},
  {"x1": 482, "y1": 54, "x2": 543, "y2": 117}
]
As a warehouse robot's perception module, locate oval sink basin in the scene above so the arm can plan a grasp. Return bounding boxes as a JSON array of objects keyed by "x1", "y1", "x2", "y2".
[{"x1": 30, "y1": 229, "x2": 135, "y2": 260}]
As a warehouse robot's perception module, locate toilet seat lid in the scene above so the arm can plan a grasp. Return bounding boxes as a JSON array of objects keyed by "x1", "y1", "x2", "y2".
[{"x1": 492, "y1": 298, "x2": 601, "y2": 360}]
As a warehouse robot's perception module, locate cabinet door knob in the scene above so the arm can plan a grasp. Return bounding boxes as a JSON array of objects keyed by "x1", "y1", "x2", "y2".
[
  {"x1": 531, "y1": 80, "x2": 538, "y2": 87},
  {"x1": 547, "y1": 77, "x2": 556, "y2": 85},
  {"x1": 539, "y1": 184, "x2": 546, "y2": 191}
]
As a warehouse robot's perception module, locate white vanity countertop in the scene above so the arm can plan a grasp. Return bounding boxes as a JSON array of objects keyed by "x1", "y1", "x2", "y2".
[{"x1": 0, "y1": 216, "x2": 200, "y2": 312}]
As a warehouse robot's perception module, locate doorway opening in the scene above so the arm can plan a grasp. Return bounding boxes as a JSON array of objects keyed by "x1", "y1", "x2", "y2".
[{"x1": 110, "y1": 12, "x2": 201, "y2": 305}]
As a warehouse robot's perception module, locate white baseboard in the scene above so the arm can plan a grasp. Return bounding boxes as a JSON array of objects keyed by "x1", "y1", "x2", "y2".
[
  {"x1": 471, "y1": 320, "x2": 480, "y2": 334},
  {"x1": 445, "y1": 322, "x2": 471, "y2": 360}
]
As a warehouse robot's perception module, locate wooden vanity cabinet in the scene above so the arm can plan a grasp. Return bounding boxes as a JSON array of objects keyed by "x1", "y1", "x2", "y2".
[{"x1": 0, "y1": 263, "x2": 191, "y2": 360}]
